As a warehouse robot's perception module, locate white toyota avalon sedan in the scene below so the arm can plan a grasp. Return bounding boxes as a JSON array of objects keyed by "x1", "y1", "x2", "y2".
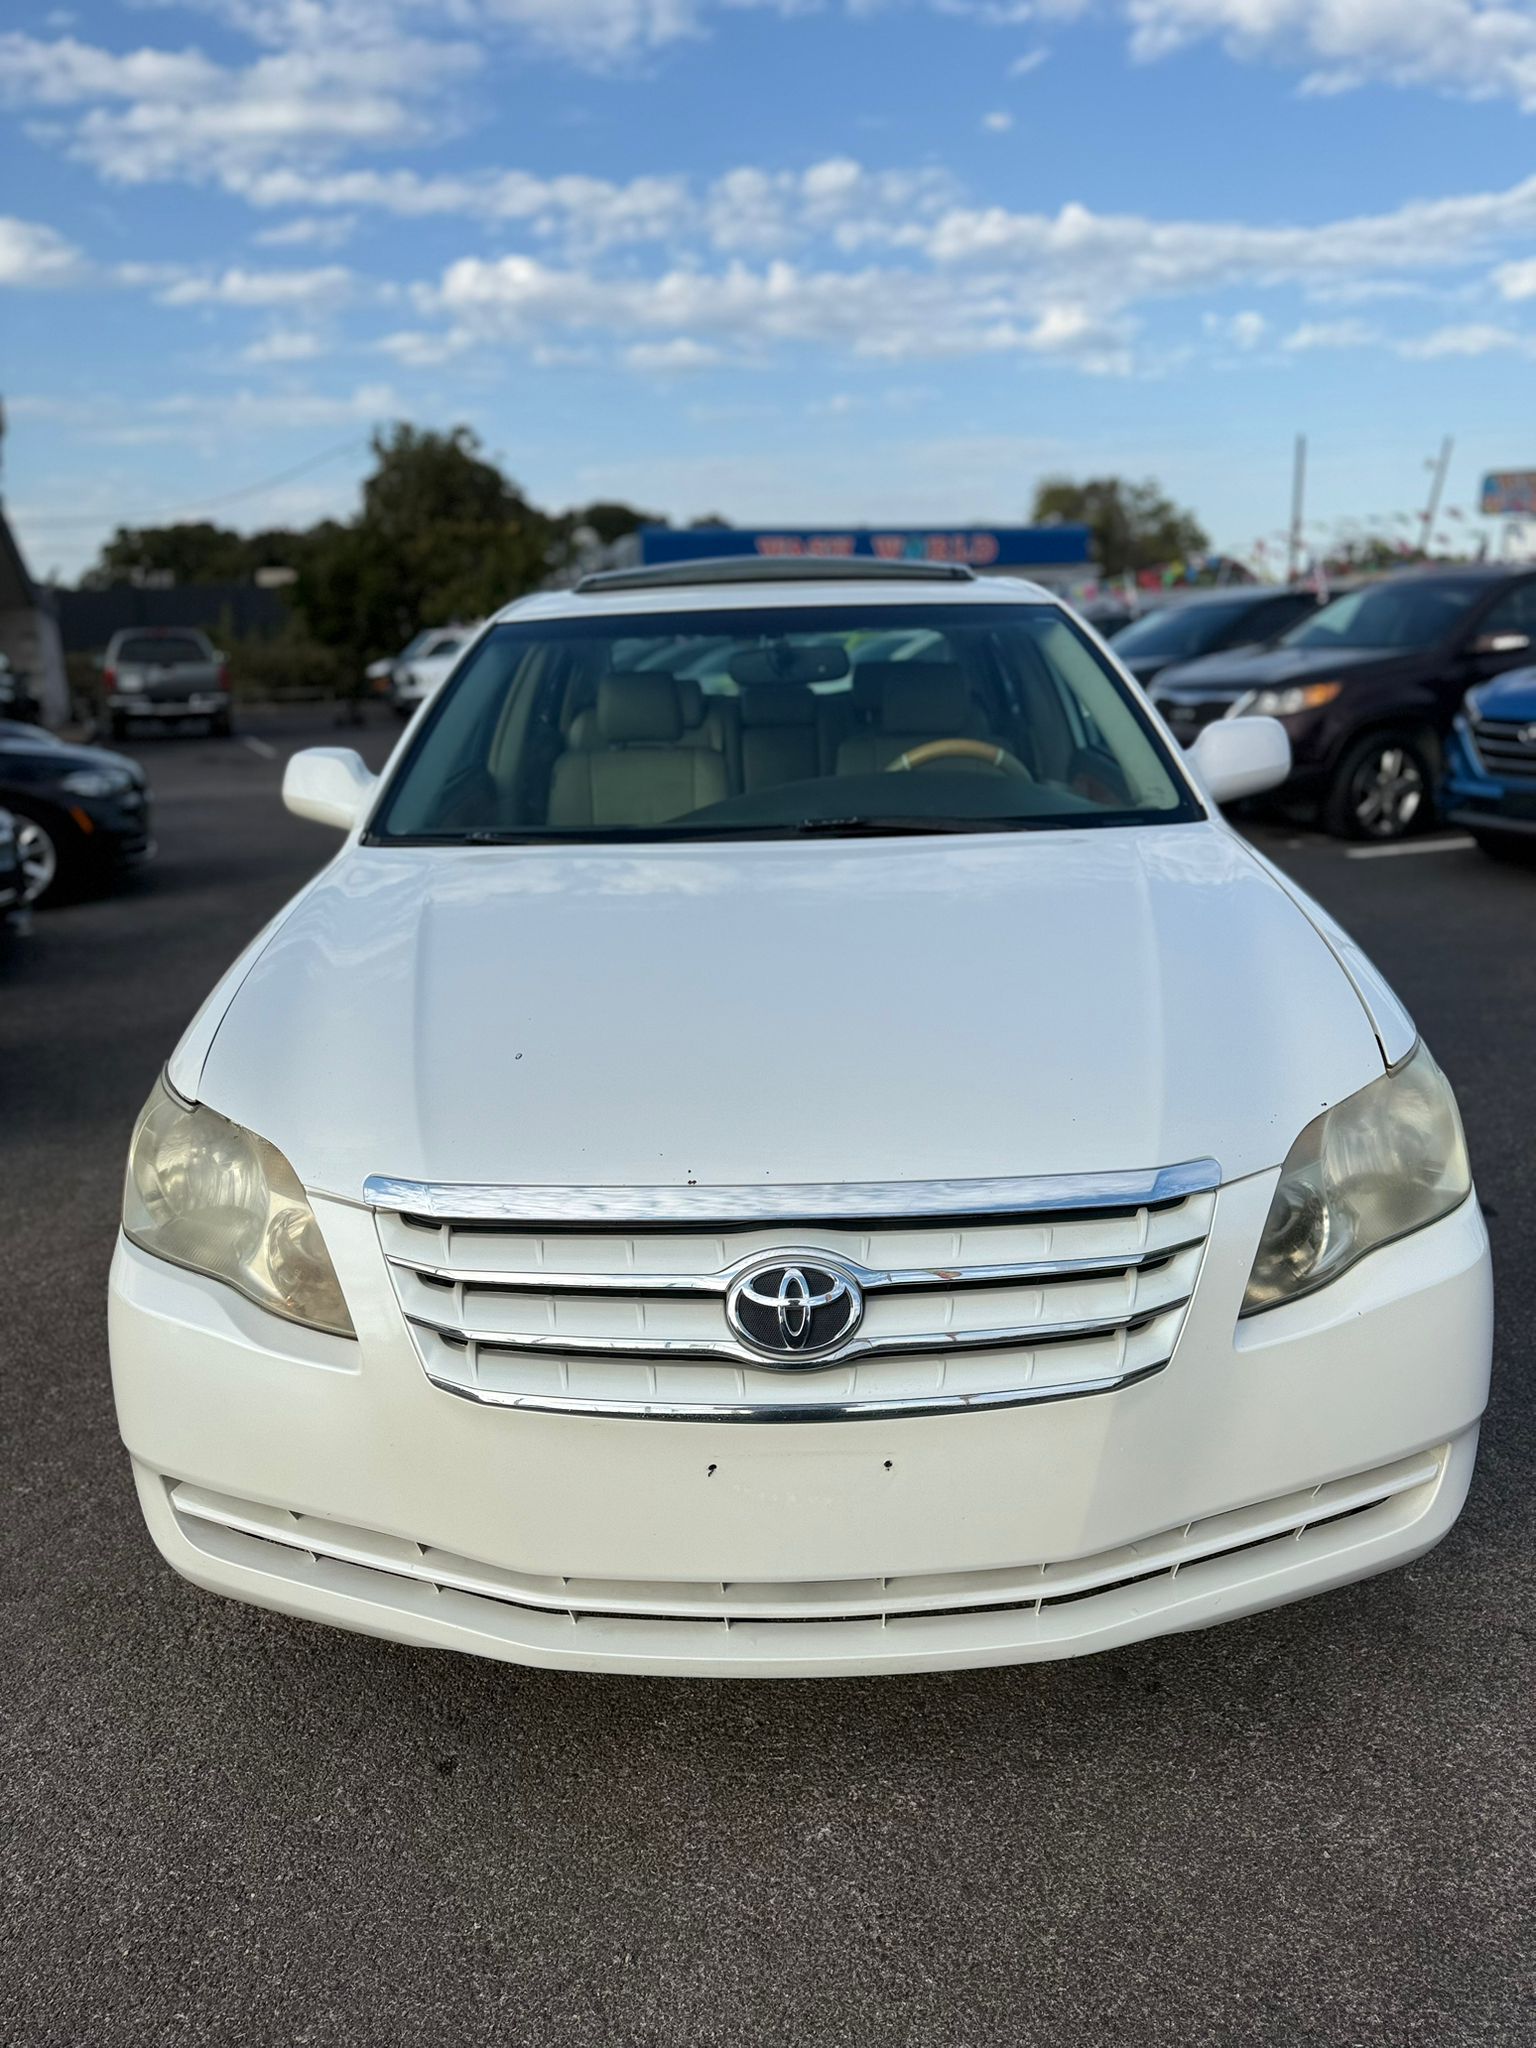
[{"x1": 109, "y1": 559, "x2": 1492, "y2": 1678}]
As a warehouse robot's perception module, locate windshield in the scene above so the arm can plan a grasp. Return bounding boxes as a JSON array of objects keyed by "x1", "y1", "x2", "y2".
[
  {"x1": 369, "y1": 603, "x2": 1199, "y2": 843},
  {"x1": 1281, "y1": 579, "x2": 1484, "y2": 652},
  {"x1": 1112, "y1": 598, "x2": 1268, "y2": 662}
]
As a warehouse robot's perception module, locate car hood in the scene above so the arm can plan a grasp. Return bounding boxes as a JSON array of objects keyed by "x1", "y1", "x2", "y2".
[
  {"x1": 190, "y1": 824, "x2": 1387, "y2": 1199},
  {"x1": 1469, "y1": 665, "x2": 1536, "y2": 721},
  {"x1": 0, "y1": 735, "x2": 141, "y2": 780},
  {"x1": 1154, "y1": 644, "x2": 1416, "y2": 693}
]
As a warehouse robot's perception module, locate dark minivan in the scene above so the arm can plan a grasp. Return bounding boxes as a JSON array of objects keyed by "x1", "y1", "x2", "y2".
[
  {"x1": 1110, "y1": 585, "x2": 1322, "y2": 687},
  {"x1": 1150, "y1": 566, "x2": 1536, "y2": 839}
]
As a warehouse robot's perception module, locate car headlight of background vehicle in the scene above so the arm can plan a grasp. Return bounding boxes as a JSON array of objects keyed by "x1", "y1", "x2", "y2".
[
  {"x1": 123, "y1": 1078, "x2": 354, "y2": 1337},
  {"x1": 1242, "y1": 1041, "x2": 1471, "y2": 1316},
  {"x1": 60, "y1": 768, "x2": 134, "y2": 798},
  {"x1": 1228, "y1": 682, "x2": 1343, "y2": 719}
]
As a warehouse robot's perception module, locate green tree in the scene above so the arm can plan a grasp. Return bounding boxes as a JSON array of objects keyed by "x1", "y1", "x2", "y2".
[
  {"x1": 296, "y1": 424, "x2": 555, "y2": 657},
  {"x1": 1031, "y1": 476, "x2": 1209, "y2": 579}
]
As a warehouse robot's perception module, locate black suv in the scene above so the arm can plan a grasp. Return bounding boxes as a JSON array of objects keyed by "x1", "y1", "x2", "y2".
[{"x1": 1149, "y1": 566, "x2": 1536, "y2": 839}]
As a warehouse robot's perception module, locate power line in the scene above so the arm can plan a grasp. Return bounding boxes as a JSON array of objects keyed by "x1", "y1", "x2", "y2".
[{"x1": 15, "y1": 434, "x2": 370, "y2": 529}]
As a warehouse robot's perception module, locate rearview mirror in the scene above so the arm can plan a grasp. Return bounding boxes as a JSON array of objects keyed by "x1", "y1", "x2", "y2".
[
  {"x1": 282, "y1": 747, "x2": 377, "y2": 830},
  {"x1": 729, "y1": 642, "x2": 850, "y2": 686},
  {"x1": 1186, "y1": 716, "x2": 1291, "y2": 806}
]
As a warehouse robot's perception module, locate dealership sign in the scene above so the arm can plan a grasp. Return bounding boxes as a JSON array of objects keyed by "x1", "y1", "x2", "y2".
[
  {"x1": 1480, "y1": 472, "x2": 1536, "y2": 517},
  {"x1": 640, "y1": 525, "x2": 1095, "y2": 568}
]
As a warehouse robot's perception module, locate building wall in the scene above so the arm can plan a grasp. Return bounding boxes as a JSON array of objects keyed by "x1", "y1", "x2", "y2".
[{"x1": 0, "y1": 601, "x2": 69, "y2": 724}]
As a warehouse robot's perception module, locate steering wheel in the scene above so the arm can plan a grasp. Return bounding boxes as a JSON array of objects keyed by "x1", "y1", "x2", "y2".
[{"x1": 885, "y1": 737, "x2": 1032, "y2": 776}]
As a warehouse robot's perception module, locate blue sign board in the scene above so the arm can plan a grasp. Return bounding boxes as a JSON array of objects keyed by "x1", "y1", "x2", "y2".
[{"x1": 639, "y1": 526, "x2": 1094, "y2": 569}]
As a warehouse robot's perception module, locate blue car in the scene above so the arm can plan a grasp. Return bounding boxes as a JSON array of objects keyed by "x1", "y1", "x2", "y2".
[{"x1": 1444, "y1": 666, "x2": 1536, "y2": 860}]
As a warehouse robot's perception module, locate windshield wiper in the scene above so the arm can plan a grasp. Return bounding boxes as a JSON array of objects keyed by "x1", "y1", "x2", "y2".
[{"x1": 779, "y1": 816, "x2": 1018, "y2": 836}]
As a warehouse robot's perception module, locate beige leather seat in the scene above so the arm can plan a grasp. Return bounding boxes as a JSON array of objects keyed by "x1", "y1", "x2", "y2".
[
  {"x1": 739, "y1": 685, "x2": 823, "y2": 791},
  {"x1": 835, "y1": 663, "x2": 989, "y2": 776},
  {"x1": 547, "y1": 675, "x2": 728, "y2": 828}
]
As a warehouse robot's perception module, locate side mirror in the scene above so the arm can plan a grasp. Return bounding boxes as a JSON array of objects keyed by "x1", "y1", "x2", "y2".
[
  {"x1": 1469, "y1": 631, "x2": 1531, "y2": 658},
  {"x1": 1187, "y1": 716, "x2": 1292, "y2": 806},
  {"x1": 282, "y1": 747, "x2": 376, "y2": 830}
]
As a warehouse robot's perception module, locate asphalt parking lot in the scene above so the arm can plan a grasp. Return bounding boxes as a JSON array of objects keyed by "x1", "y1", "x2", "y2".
[{"x1": 3, "y1": 705, "x2": 1533, "y2": 2048}]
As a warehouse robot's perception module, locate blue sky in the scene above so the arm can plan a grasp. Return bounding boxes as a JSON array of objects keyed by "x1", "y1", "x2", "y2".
[{"x1": 6, "y1": 0, "x2": 1536, "y2": 581}]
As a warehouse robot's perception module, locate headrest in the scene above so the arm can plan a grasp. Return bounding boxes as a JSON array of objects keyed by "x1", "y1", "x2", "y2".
[
  {"x1": 738, "y1": 685, "x2": 820, "y2": 728},
  {"x1": 561, "y1": 673, "x2": 597, "y2": 734},
  {"x1": 676, "y1": 677, "x2": 705, "y2": 728},
  {"x1": 597, "y1": 674, "x2": 682, "y2": 745},
  {"x1": 859, "y1": 662, "x2": 973, "y2": 733}
]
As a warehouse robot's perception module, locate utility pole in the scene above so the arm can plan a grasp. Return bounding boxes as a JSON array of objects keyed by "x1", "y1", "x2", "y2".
[
  {"x1": 1287, "y1": 434, "x2": 1307, "y2": 584},
  {"x1": 1419, "y1": 435, "x2": 1453, "y2": 557}
]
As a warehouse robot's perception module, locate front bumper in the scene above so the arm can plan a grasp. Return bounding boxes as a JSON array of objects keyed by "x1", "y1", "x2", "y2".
[
  {"x1": 109, "y1": 1173, "x2": 1493, "y2": 1677},
  {"x1": 111, "y1": 694, "x2": 226, "y2": 720},
  {"x1": 1443, "y1": 719, "x2": 1536, "y2": 835}
]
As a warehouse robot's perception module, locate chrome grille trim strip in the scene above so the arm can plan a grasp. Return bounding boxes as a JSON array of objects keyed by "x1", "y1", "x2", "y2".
[
  {"x1": 383, "y1": 1234, "x2": 1207, "y2": 1299},
  {"x1": 418, "y1": 1357, "x2": 1172, "y2": 1422},
  {"x1": 406, "y1": 1298, "x2": 1189, "y2": 1367},
  {"x1": 363, "y1": 1158, "x2": 1221, "y2": 1226}
]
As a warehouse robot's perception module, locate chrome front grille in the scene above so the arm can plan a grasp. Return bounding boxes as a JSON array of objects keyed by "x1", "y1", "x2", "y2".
[
  {"x1": 1469, "y1": 718, "x2": 1536, "y2": 781},
  {"x1": 367, "y1": 1163, "x2": 1219, "y2": 1421}
]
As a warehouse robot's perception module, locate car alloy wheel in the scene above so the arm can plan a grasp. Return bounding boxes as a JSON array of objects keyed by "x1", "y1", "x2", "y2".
[
  {"x1": 1349, "y1": 743, "x2": 1425, "y2": 840},
  {"x1": 15, "y1": 817, "x2": 58, "y2": 903}
]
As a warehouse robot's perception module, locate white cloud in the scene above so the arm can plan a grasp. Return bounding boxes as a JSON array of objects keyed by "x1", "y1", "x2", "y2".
[
  {"x1": 1493, "y1": 256, "x2": 1536, "y2": 300},
  {"x1": 158, "y1": 264, "x2": 358, "y2": 308},
  {"x1": 1205, "y1": 308, "x2": 1267, "y2": 348},
  {"x1": 1008, "y1": 48, "x2": 1050, "y2": 75},
  {"x1": 1281, "y1": 319, "x2": 1379, "y2": 350},
  {"x1": 1399, "y1": 322, "x2": 1529, "y2": 357},
  {"x1": 918, "y1": 175, "x2": 1536, "y2": 307},
  {"x1": 0, "y1": 27, "x2": 473, "y2": 184},
  {"x1": 623, "y1": 337, "x2": 723, "y2": 371},
  {"x1": 254, "y1": 213, "x2": 359, "y2": 249},
  {"x1": 0, "y1": 214, "x2": 84, "y2": 286},
  {"x1": 1121, "y1": 0, "x2": 1536, "y2": 111},
  {"x1": 982, "y1": 109, "x2": 1014, "y2": 131},
  {"x1": 239, "y1": 328, "x2": 327, "y2": 363}
]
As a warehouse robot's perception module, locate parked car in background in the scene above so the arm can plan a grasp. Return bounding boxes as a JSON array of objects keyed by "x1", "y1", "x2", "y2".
[
  {"x1": 102, "y1": 628, "x2": 232, "y2": 739},
  {"x1": 1112, "y1": 585, "x2": 1322, "y2": 687},
  {"x1": 1443, "y1": 666, "x2": 1536, "y2": 861},
  {"x1": 110, "y1": 557, "x2": 1490, "y2": 1680},
  {"x1": 0, "y1": 653, "x2": 41, "y2": 723},
  {"x1": 391, "y1": 625, "x2": 481, "y2": 718},
  {"x1": 365, "y1": 628, "x2": 439, "y2": 700},
  {"x1": 0, "y1": 806, "x2": 29, "y2": 931},
  {"x1": 0, "y1": 724, "x2": 152, "y2": 903},
  {"x1": 1150, "y1": 566, "x2": 1536, "y2": 839}
]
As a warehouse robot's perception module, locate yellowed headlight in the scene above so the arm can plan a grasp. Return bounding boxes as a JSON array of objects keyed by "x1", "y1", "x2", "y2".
[{"x1": 123, "y1": 1078, "x2": 355, "y2": 1338}]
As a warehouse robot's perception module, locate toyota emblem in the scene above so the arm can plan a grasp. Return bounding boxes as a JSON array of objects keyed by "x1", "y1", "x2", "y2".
[{"x1": 726, "y1": 1259, "x2": 864, "y2": 1362}]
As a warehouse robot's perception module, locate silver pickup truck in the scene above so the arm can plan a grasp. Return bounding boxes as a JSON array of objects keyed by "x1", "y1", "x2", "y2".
[{"x1": 103, "y1": 629, "x2": 232, "y2": 739}]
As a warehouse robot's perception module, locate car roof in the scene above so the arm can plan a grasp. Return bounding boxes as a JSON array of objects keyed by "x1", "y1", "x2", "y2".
[
  {"x1": 496, "y1": 568, "x2": 1061, "y2": 626},
  {"x1": 1129, "y1": 585, "x2": 1311, "y2": 609}
]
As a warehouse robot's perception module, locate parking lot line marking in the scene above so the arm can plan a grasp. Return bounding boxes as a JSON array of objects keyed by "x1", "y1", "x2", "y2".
[
  {"x1": 241, "y1": 736, "x2": 278, "y2": 760},
  {"x1": 1346, "y1": 836, "x2": 1476, "y2": 861}
]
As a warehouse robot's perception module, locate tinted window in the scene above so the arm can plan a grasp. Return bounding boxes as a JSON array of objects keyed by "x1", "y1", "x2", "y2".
[
  {"x1": 1476, "y1": 581, "x2": 1536, "y2": 638},
  {"x1": 1282, "y1": 580, "x2": 1487, "y2": 651},
  {"x1": 370, "y1": 603, "x2": 1200, "y2": 844},
  {"x1": 1112, "y1": 598, "x2": 1278, "y2": 662},
  {"x1": 115, "y1": 634, "x2": 212, "y2": 666}
]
